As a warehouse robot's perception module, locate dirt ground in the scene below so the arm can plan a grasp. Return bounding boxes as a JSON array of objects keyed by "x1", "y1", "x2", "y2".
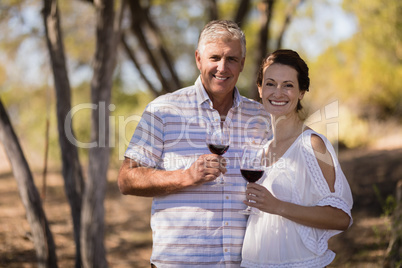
[{"x1": 1, "y1": 144, "x2": 402, "y2": 268}]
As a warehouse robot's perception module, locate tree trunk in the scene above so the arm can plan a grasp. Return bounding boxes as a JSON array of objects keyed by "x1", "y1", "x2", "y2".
[
  {"x1": 234, "y1": 0, "x2": 251, "y2": 27},
  {"x1": 250, "y1": 0, "x2": 275, "y2": 100},
  {"x1": 0, "y1": 99, "x2": 58, "y2": 268},
  {"x1": 207, "y1": 0, "x2": 218, "y2": 21},
  {"x1": 42, "y1": 0, "x2": 84, "y2": 267},
  {"x1": 276, "y1": 0, "x2": 305, "y2": 49},
  {"x1": 80, "y1": 0, "x2": 120, "y2": 267}
]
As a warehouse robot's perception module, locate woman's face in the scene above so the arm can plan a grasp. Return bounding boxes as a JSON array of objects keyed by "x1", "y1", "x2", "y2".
[{"x1": 258, "y1": 63, "x2": 305, "y2": 118}]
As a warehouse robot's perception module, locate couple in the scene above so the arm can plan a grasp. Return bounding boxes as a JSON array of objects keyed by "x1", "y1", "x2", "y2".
[{"x1": 118, "y1": 20, "x2": 353, "y2": 268}]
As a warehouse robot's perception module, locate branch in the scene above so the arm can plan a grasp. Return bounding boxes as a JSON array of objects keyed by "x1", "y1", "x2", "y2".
[
  {"x1": 144, "y1": 7, "x2": 181, "y2": 89},
  {"x1": 276, "y1": 0, "x2": 305, "y2": 49},
  {"x1": 127, "y1": 0, "x2": 173, "y2": 93},
  {"x1": 121, "y1": 32, "x2": 160, "y2": 97}
]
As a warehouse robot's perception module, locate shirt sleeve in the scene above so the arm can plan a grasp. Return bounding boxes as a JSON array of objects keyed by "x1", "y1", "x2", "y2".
[
  {"x1": 124, "y1": 103, "x2": 165, "y2": 168},
  {"x1": 294, "y1": 131, "x2": 353, "y2": 255}
]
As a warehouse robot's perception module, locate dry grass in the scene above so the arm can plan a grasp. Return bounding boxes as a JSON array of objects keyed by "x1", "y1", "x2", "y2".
[{"x1": 1, "y1": 141, "x2": 402, "y2": 267}]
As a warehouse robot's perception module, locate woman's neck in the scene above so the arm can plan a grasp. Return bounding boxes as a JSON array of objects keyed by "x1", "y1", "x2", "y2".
[{"x1": 271, "y1": 113, "x2": 305, "y2": 143}]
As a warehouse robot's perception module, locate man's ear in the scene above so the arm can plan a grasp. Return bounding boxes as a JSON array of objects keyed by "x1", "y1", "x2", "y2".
[
  {"x1": 240, "y1": 57, "x2": 245, "y2": 72},
  {"x1": 195, "y1": 50, "x2": 201, "y2": 71}
]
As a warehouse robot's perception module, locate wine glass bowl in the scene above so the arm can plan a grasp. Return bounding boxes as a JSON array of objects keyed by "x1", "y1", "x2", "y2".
[
  {"x1": 240, "y1": 169, "x2": 264, "y2": 183},
  {"x1": 207, "y1": 144, "x2": 229, "y2": 155}
]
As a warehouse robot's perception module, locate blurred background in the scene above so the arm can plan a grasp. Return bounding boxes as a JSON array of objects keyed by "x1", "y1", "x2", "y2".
[{"x1": 0, "y1": 0, "x2": 401, "y2": 267}]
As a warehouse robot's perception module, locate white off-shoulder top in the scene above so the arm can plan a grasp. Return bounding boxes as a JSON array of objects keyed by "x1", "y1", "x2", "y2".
[{"x1": 241, "y1": 129, "x2": 353, "y2": 268}]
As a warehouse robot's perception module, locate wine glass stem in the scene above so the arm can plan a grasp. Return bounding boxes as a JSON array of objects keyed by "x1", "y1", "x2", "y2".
[{"x1": 211, "y1": 174, "x2": 224, "y2": 187}]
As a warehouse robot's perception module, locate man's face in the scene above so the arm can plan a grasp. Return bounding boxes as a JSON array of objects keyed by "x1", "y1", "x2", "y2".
[{"x1": 195, "y1": 39, "x2": 245, "y2": 99}]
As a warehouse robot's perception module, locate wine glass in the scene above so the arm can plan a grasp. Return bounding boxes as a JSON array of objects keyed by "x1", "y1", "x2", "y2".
[
  {"x1": 239, "y1": 146, "x2": 266, "y2": 215},
  {"x1": 206, "y1": 122, "x2": 231, "y2": 187}
]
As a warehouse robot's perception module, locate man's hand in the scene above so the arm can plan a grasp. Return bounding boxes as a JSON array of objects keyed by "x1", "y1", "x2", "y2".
[
  {"x1": 118, "y1": 154, "x2": 227, "y2": 197},
  {"x1": 185, "y1": 154, "x2": 227, "y2": 186}
]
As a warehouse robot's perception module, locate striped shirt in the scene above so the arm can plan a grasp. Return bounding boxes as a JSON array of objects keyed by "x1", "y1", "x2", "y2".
[{"x1": 125, "y1": 77, "x2": 272, "y2": 267}]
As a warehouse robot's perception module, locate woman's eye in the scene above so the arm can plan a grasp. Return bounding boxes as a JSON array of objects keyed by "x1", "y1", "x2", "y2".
[{"x1": 266, "y1": 82, "x2": 275, "y2": 87}]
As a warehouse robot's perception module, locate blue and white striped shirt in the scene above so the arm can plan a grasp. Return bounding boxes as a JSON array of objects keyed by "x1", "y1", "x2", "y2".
[{"x1": 125, "y1": 77, "x2": 271, "y2": 267}]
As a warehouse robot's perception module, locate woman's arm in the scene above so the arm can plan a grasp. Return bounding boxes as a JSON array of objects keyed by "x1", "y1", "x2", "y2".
[
  {"x1": 244, "y1": 184, "x2": 350, "y2": 230},
  {"x1": 244, "y1": 133, "x2": 351, "y2": 231}
]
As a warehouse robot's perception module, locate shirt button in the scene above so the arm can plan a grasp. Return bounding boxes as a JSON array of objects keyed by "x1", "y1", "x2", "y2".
[
  {"x1": 225, "y1": 222, "x2": 229, "y2": 226},
  {"x1": 225, "y1": 196, "x2": 229, "y2": 200},
  {"x1": 224, "y1": 248, "x2": 228, "y2": 253}
]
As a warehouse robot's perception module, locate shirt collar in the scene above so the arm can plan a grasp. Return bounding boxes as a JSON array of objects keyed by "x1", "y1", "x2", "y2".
[{"x1": 195, "y1": 76, "x2": 242, "y2": 108}]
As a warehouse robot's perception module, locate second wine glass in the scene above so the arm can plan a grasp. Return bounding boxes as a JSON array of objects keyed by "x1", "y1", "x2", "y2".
[{"x1": 239, "y1": 146, "x2": 266, "y2": 215}]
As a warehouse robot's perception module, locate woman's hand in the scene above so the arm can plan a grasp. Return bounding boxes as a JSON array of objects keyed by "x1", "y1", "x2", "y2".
[{"x1": 243, "y1": 183, "x2": 281, "y2": 214}]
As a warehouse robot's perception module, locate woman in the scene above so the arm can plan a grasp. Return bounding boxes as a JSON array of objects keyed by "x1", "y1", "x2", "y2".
[{"x1": 241, "y1": 49, "x2": 353, "y2": 267}]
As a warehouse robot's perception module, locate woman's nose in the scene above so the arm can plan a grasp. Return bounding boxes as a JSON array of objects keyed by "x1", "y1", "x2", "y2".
[{"x1": 272, "y1": 85, "x2": 283, "y2": 96}]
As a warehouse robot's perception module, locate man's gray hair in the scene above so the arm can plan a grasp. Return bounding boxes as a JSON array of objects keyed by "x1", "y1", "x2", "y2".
[{"x1": 197, "y1": 20, "x2": 246, "y2": 58}]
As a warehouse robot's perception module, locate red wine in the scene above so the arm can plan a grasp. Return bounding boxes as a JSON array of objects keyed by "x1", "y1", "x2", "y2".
[
  {"x1": 208, "y1": 144, "x2": 229, "y2": 155},
  {"x1": 240, "y1": 169, "x2": 264, "y2": 183}
]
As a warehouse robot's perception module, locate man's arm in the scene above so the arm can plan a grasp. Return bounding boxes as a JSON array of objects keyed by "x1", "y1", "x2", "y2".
[{"x1": 117, "y1": 155, "x2": 226, "y2": 197}]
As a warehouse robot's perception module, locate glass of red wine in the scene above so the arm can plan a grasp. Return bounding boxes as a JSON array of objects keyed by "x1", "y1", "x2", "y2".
[
  {"x1": 239, "y1": 146, "x2": 266, "y2": 215},
  {"x1": 206, "y1": 122, "x2": 231, "y2": 187}
]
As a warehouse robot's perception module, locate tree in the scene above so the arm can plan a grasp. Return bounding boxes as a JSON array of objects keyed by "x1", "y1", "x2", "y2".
[
  {"x1": 120, "y1": 0, "x2": 303, "y2": 99},
  {"x1": 0, "y1": 98, "x2": 58, "y2": 268},
  {"x1": 42, "y1": 0, "x2": 84, "y2": 266},
  {"x1": 1, "y1": 0, "x2": 306, "y2": 266},
  {"x1": 43, "y1": 0, "x2": 122, "y2": 267},
  {"x1": 311, "y1": 0, "x2": 402, "y2": 120},
  {"x1": 249, "y1": 0, "x2": 276, "y2": 100},
  {"x1": 80, "y1": 0, "x2": 122, "y2": 266}
]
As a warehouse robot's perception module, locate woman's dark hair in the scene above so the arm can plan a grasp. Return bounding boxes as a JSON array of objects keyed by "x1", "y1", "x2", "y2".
[{"x1": 256, "y1": 49, "x2": 310, "y2": 112}]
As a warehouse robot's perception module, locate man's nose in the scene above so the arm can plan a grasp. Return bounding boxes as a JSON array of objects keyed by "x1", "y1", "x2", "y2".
[{"x1": 217, "y1": 59, "x2": 227, "y2": 72}]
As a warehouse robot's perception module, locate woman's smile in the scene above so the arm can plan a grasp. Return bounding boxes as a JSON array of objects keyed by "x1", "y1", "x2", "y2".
[{"x1": 269, "y1": 100, "x2": 288, "y2": 106}]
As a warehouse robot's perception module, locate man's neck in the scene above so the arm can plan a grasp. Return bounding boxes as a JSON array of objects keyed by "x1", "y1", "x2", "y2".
[{"x1": 209, "y1": 91, "x2": 234, "y2": 118}]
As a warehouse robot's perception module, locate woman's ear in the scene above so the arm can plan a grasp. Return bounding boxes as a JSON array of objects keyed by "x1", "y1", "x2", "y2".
[
  {"x1": 299, "y1": 90, "x2": 306, "y2": 100},
  {"x1": 258, "y1": 86, "x2": 263, "y2": 99}
]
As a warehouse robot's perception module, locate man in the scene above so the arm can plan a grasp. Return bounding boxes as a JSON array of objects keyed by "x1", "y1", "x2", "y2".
[{"x1": 118, "y1": 20, "x2": 271, "y2": 267}]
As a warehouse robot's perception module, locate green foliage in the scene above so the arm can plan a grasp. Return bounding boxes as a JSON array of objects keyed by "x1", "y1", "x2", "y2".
[
  {"x1": 2, "y1": 0, "x2": 401, "y2": 166},
  {"x1": 373, "y1": 184, "x2": 397, "y2": 217},
  {"x1": 311, "y1": 0, "x2": 402, "y2": 121}
]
